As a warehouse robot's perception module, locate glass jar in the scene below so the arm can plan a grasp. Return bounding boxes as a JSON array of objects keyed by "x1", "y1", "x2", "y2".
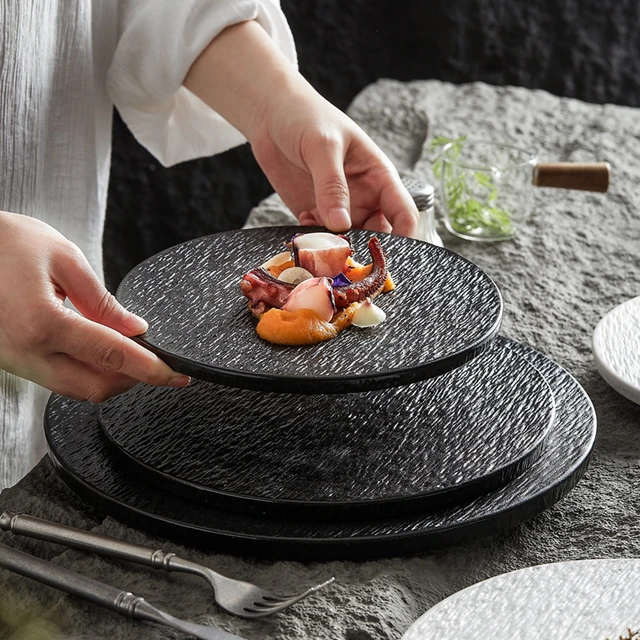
[{"x1": 437, "y1": 141, "x2": 537, "y2": 241}]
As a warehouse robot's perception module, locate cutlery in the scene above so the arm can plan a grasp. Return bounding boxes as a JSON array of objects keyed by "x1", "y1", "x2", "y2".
[
  {"x1": 0, "y1": 542, "x2": 244, "y2": 640},
  {"x1": 0, "y1": 511, "x2": 334, "y2": 618}
]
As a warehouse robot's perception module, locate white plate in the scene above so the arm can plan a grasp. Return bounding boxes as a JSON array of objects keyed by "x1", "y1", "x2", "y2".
[
  {"x1": 593, "y1": 295, "x2": 640, "y2": 405},
  {"x1": 402, "y1": 559, "x2": 640, "y2": 640}
]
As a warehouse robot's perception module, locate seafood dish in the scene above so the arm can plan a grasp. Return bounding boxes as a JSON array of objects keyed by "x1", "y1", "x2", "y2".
[{"x1": 239, "y1": 232, "x2": 394, "y2": 345}]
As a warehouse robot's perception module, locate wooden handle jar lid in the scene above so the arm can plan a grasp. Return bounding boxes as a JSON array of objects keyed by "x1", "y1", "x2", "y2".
[{"x1": 533, "y1": 162, "x2": 610, "y2": 193}]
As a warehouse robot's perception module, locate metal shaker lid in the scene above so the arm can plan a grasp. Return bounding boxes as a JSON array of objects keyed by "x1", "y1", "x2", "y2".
[{"x1": 400, "y1": 175, "x2": 435, "y2": 210}]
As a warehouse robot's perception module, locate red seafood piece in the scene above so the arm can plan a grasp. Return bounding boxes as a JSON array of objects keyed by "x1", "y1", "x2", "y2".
[
  {"x1": 292, "y1": 232, "x2": 352, "y2": 277},
  {"x1": 239, "y1": 267, "x2": 294, "y2": 310},
  {"x1": 332, "y1": 237, "x2": 388, "y2": 308}
]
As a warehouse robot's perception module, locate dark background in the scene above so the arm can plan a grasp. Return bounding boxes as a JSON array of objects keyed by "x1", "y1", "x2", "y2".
[{"x1": 104, "y1": 0, "x2": 640, "y2": 291}]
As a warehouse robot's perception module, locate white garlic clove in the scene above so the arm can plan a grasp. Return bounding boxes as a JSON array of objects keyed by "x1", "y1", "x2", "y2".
[
  {"x1": 278, "y1": 266, "x2": 314, "y2": 285},
  {"x1": 352, "y1": 300, "x2": 386, "y2": 328}
]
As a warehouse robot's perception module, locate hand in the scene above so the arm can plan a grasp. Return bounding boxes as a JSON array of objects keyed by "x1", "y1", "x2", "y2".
[
  {"x1": 0, "y1": 212, "x2": 190, "y2": 402},
  {"x1": 249, "y1": 83, "x2": 419, "y2": 236},
  {"x1": 183, "y1": 20, "x2": 419, "y2": 237}
]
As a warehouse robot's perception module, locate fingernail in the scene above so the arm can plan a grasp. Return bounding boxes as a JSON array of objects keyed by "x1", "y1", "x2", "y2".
[
  {"x1": 168, "y1": 375, "x2": 191, "y2": 388},
  {"x1": 124, "y1": 314, "x2": 149, "y2": 335},
  {"x1": 327, "y1": 207, "x2": 351, "y2": 231}
]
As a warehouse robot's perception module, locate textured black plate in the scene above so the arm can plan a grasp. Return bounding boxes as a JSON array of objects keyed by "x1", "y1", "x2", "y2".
[
  {"x1": 96, "y1": 341, "x2": 554, "y2": 520},
  {"x1": 45, "y1": 338, "x2": 596, "y2": 560},
  {"x1": 115, "y1": 227, "x2": 502, "y2": 393}
]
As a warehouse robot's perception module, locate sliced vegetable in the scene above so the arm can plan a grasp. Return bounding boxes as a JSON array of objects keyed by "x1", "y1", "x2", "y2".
[
  {"x1": 331, "y1": 272, "x2": 352, "y2": 288},
  {"x1": 267, "y1": 260, "x2": 295, "y2": 278},
  {"x1": 346, "y1": 257, "x2": 395, "y2": 291},
  {"x1": 261, "y1": 250, "x2": 292, "y2": 270}
]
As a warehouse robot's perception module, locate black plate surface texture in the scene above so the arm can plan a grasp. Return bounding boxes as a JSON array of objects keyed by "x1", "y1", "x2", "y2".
[
  {"x1": 45, "y1": 339, "x2": 595, "y2": 560},
  {"x1": 115, "y1": 227, "x2": 502, "y2": 393},
  {"x1": 97, "y1": 341, "x2": 554, "y2": 520}
]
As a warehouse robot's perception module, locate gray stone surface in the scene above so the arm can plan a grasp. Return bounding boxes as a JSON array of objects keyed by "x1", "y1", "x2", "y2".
[{"x1": 2, "y1": 80, "x2": 640, "y2": 639}]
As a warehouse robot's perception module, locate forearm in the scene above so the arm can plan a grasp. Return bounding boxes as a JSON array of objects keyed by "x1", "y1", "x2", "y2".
[{"x1": 183, "y1": 20, "x2": 306, "y2": 141}]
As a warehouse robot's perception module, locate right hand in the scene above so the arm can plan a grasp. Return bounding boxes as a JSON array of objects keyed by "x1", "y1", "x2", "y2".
[{"x1": 0, "y1": 211, "x2": 190, "y2": 402}]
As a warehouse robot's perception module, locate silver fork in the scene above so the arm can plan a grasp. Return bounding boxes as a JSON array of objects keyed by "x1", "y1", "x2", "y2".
[
  {"x1": 0, "y1": 511, "x2": 334, "y2": 618},
  {"x1": 0, "y1": 542, "x2": 243, "y2": 640}
]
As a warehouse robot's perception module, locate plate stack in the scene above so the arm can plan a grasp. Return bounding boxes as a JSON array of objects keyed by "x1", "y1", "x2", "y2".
[{"x1": 45, "y1": 227, "x2": 596, "y2": 560}]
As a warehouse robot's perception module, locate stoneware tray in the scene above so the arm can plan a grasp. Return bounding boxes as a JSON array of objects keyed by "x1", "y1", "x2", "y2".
[
  {"x1": 115, "y1": 227, "x2": 503, "y2": 394},
  {"x1": 96, "y1": 339, "x2": 555, "y2": 520},
  {"x1": 44, "y1": 339, "x2": 596, "y2": 560}
]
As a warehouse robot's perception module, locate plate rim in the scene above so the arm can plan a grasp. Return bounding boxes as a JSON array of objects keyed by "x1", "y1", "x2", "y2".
[
  {"x1": 400, "y1": 557, "x2": 640, "y2": 639},
  {"x1": 115, "y1": 226, "x2": 504, "y2": 394},
  {"x1": 44, "y1": 338, "x2": 597, "y2": 560},
  {"x1": 95, "y1": 344, "x2": 556, "y2": 520}
]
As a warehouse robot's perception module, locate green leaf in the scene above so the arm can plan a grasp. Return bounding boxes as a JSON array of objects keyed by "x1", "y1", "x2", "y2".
[{"x1": 431, "y1": 134, "x2": 512, "y2": 236}]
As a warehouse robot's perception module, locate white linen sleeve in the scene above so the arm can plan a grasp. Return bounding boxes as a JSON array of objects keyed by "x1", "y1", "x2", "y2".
[{"x1": 107, "y1": 0, "x2": 297, "y2": 167}]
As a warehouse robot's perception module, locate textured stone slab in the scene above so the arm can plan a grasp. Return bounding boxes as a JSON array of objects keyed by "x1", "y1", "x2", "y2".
[{"x1": 97, "y1": 339, "x2": 554, "y2": 519}]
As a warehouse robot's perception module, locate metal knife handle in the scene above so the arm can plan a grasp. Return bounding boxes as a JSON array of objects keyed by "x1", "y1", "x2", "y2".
[
  {"x1": 0, "y1": 511, "x2": 175, "y2": 570},
  {"x1": 0, "y1": 542, "x2": 147, "y2": 618},
  {"x1": 0, "y1": 543, "x2": 244, "y2": 640}
]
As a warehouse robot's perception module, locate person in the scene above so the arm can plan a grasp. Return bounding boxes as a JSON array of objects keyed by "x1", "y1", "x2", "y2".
[{"x1": 0, "y1": 1, "x2": 419, "y2": 489}]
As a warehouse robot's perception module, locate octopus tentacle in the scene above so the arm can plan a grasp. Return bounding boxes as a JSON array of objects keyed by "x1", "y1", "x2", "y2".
[
  {"x1": 240, "y1": 267, "x2": 294, "y2": 311},
  {"x1": 332, "y1": 237, "x2": 388, "y2": 308}
]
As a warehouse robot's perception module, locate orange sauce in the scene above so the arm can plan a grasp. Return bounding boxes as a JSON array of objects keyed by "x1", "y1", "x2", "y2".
[
  {"x1": 256, "y1": 305, "x2": 359, "y2": 346},
  {"x1": 266, "y1": 260, "x2": 295, "y2": 278}
]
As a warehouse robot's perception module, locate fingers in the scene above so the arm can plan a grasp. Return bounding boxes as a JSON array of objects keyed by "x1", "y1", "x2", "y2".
[
  {"x1": 55, "y1": 310, "x2": 189, "y2": 388},
  {"x1": 297, "y1": 211, "x2": 319, "y2": 226},
  {"x1": 306, "y1": 142, "x2": 352, "y2": 232},
  {"x1": 42, "y1": 353, "x2": 139, "y2": 403},
  {"x1": 53, "y1": 246, "x2": 149, "y2": 336},
  {"x1": 377, "y1": 171, "x2": 420, "y2": 238},
  {"x1": 362, "y1": 209, "x2": 393, "y2": 234}
]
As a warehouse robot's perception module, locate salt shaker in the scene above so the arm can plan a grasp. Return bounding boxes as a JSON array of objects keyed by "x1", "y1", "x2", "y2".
[{"x1": 401, "y1": 176, "x2": 443, "y2": 247}]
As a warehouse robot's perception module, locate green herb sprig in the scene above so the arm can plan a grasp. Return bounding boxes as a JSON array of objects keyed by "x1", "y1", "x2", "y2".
[{"x1": 430, "y1": 135, "x2": 512, "y2": 238}]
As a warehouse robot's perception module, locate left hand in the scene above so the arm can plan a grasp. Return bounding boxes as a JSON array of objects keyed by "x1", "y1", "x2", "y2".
[{"x1": 248, "y1": 83, "x2": 419, "y2": 237}]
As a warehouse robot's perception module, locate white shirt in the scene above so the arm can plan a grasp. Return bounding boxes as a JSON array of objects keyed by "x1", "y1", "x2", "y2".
[{"x1": 0, "y1": 0, "x2": 296, "y2": 489}]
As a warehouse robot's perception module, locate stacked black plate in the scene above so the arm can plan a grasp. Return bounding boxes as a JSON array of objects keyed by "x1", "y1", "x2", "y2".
[{"x1": 45, "y1": 228, "x2": 596, "y2": 560}]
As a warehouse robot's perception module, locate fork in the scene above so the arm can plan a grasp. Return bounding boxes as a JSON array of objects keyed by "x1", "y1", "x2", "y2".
[
  {"x1": 0, "y1": 511, "x2": 334, "y2": 618},
  {"x1": 0, "y1": 542, "x2": 244, "y2": 640}
]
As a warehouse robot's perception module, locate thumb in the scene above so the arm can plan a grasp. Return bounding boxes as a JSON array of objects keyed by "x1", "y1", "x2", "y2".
[
  {"x1": 54, "y1": 246, "x2": 148, "y2": 336},
  {"x1": 308, "y1": 147, "x2": 352, "y2": 232}
]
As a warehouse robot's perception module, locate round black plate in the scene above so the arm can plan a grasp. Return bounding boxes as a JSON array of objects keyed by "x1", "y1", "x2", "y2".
[
  {"x1": 96, "y1": 341, "x2": 554, "y2": 520},
  {"x1": 44, "y1": 338, "x2": 595, "y2": 560},
  {"x1": 115, "y1": 227, "x2": 502, "y2": 394}
]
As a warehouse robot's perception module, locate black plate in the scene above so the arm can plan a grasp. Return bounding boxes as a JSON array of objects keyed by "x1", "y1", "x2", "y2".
[
  {"x1": 116, "y1": 227, "x2": 502, "y2": 394},
  {"x1": 97, "y1": 341, "x2": 554, "y2": 520},
  {"x1": 44, "y1": 338, "x2": 596, "y2": 560}
]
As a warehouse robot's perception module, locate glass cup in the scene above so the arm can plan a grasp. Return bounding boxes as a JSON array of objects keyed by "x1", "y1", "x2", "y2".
[{"x1": 437, "y1": 141, "x2": 538, "y2": 242}]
